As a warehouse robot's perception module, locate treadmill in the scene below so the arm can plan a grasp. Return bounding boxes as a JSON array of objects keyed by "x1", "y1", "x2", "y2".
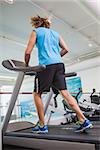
[{"x1": 1, "y1": 59, "x2": 100, "y2": 150}]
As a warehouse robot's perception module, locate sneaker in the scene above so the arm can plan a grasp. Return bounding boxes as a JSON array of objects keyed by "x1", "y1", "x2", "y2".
[
  {"x1": 75, "y1": 119, "x2": 93, "y2": 133},
  {"x1": 75, "y1": 121, "x2": 81, "y2": 125},
  {"x1": 32, "y1": 123, "x2": 48, "y2": 134}
]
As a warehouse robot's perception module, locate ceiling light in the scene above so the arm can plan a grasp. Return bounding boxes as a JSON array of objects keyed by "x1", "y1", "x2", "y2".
[
  {"x1": 4, "y1": 0, "x2": 14, "y2": 4},
  {"x1": 88, "y1": 43, "x2": 93, "y2": 47},
  {"x1": 77, "y1": 58, "x2": 80, "y2": 62}
]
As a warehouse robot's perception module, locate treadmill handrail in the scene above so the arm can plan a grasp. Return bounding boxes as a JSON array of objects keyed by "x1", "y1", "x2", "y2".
[
  {"x1": 8, "y1": 59, "x2": 17, "y2": 68},
  {"x1": 2, "y1": 59, "x2": 46, "y2": 73},
  {"x1": 65, "y1": 72, "x2": 77, "y2": 77}
]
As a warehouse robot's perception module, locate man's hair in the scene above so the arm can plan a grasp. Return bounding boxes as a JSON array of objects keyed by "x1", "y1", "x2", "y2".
[{"x1": 30, "y1": 16, "x2": 51, "y2": 28}]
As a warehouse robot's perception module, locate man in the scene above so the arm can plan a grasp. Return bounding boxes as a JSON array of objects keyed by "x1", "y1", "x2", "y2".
[{"x1": 24, "y1": 16, "x2": 92, "y2": 133}]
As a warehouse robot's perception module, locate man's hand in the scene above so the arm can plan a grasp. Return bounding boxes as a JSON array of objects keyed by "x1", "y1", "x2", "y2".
[
  {"x1": 24, "y1": 53, "x2": 30, "y2": 67},
  {"x1": 59, "y1": 36, "x2": 69, "y2": 57}
]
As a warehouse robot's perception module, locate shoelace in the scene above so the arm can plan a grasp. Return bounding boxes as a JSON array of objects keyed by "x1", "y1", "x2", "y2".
[{"x1": 75, "y1": 121, "x2": 82, "y2": 125}]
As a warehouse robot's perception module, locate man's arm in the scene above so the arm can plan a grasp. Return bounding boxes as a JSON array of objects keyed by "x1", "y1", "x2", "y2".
[
  {"x1": 24, "y1": 31, "x2": 36, "y2": 66},
  {"x1": 59, "y1": 36, "x2": 69, "y2": 57}
]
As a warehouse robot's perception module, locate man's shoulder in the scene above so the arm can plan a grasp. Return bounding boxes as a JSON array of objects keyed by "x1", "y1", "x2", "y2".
[{"x1": 51, "y1": 29, "x2": 60, "y2": 37}]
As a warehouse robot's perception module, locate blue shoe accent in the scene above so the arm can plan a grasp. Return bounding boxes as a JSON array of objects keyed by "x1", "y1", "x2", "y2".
[
  {"x1": 38, "y1": 125, "x2": 48, "y2": 133},
  {"x1": 32, "y1": 123, "x2": 40, "y2": 132},
  {"x1": 75, "y1": 120, "x2": 93, "y2": 133},
  {"x1": 32, "y1": 123, "x2": 48, "y2": 133}
]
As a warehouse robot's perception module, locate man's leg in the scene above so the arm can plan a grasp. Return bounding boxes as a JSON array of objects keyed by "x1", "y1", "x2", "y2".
[
  {"x1": 33, "y1": 92, "x2": 44, "y2": 126},
  {"x1": 60, "y1": 90, "x2": 85, "y2": 123},
  {"x1": 32, "y1": 92, "x2": 48, "y2": 133}
]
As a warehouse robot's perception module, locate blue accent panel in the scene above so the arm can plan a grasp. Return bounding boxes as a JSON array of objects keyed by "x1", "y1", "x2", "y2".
[{"x1": 66, "y1": 77, "x2": 82, "y2": 100}]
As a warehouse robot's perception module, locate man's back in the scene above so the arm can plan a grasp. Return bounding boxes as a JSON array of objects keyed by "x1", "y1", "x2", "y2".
[{"x1": 35, "y1": 27, "x2": 62, "y2": 65}]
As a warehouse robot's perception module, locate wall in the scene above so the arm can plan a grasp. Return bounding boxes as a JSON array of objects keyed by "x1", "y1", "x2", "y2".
[
  {"x1": 65, "y1": 56, "x2": 100, "y2": 93},
  {"x1": 77, "y1": 66, "x2": 100, "y2": 92}
]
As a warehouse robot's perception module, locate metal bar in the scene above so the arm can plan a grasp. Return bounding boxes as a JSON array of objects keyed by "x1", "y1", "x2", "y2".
[
  {"x1": 0, "y1": 92, "x2": 100, "y2": 95},
  {"x1": 44, "y1": 89, "x2": 53, "y2": 116},
  {"x1": 2, "y1": 72, "x2": 25, "y2": 136},
  {"x1": 0, "y1": 92, "x2": 32, "y2": 94},
  {"x1": 46, "y1": 111, "x2": 53, "y2": 125}
]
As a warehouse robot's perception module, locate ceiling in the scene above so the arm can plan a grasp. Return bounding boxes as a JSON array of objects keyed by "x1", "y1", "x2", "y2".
[{"x1": 0, "y1": 0, "x2": 100, "y2": 81}]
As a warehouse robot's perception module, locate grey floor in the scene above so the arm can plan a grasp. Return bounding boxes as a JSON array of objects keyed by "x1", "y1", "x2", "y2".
[{"x1": 3, "y1": 143, "x2": 95, "y2": 150}]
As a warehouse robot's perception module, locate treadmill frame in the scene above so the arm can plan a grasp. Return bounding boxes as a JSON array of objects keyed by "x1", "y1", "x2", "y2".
[{"x1": 1, "y1": 60, "x2": 100, "y2": 150}]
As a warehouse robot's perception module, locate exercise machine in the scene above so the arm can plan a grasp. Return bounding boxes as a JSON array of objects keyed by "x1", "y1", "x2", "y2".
[
  {"x1": 1, "y1": 59, "x2": 100, "y2": 150},
  {"x1": 78, "y1": 89, "x2": 100, "y2": 120},
  {"x1": 55, "y1": 87, "x2": 100, "y2": 123}
]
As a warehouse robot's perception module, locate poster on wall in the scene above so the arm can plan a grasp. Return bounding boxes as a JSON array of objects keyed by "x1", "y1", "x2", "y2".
[
  {"x1": 66, "y1": 76, "x2": 82, "y2": 100},
  {"x1": 20, "y1": 100, "x2": 37, "y2": 122}
]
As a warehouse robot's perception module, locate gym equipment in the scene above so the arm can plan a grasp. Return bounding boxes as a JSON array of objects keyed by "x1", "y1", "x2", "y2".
[
  {"x1": 60, "y1": 87, "x2": 100, "y2": 122},
  {"x1": 1, "y1": 59, "x2": 100, "y2": 150},
  {"x1": 79, "y1": 89, "x2": 100, "y2": 119},
  {"x1": 90, "y1": 89, "x2": 100, "y2": 105}
]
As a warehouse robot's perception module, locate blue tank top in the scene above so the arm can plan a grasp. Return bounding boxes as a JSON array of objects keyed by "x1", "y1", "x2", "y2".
[{"x1": 34, "y1": 27, "x2": 62, "y2": 65}]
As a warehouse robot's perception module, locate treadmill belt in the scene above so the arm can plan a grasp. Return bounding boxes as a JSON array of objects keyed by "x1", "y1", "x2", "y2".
[
  {"x1": 18, "y1": 124, "x2": 99, "y2": 137},
  {"x1": 5, "y1": 122, "x2": 100, "y2": 144}
]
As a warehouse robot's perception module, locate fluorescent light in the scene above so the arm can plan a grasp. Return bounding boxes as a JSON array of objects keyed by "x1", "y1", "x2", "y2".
[
  {"x1": 77, "y1": 58, "x2": 80, "y2": 62},
  {"x1": 4, "y1": 0, "x2": 14, "y2": 4},
  {"x1": 88, "y1": 43, "x2": 93, "y2": 47},
  {"x1": 0, "y1": 35, "x2": 26, "y2": 47}
]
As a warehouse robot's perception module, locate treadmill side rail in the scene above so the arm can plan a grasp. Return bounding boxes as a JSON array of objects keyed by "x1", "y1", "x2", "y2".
[{"x1": 2, "y1": 72, "x2": 25, "y2": 136}]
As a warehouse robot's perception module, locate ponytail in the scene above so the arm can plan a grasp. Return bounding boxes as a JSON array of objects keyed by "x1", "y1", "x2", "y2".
[{"x1": 30, "y1": 16, "x2": 51, "y2": 28}]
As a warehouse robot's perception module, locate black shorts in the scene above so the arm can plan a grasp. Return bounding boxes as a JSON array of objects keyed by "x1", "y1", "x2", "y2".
[{"x1": 34, "y1": 63, "x2": 67, "y2": 94}]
